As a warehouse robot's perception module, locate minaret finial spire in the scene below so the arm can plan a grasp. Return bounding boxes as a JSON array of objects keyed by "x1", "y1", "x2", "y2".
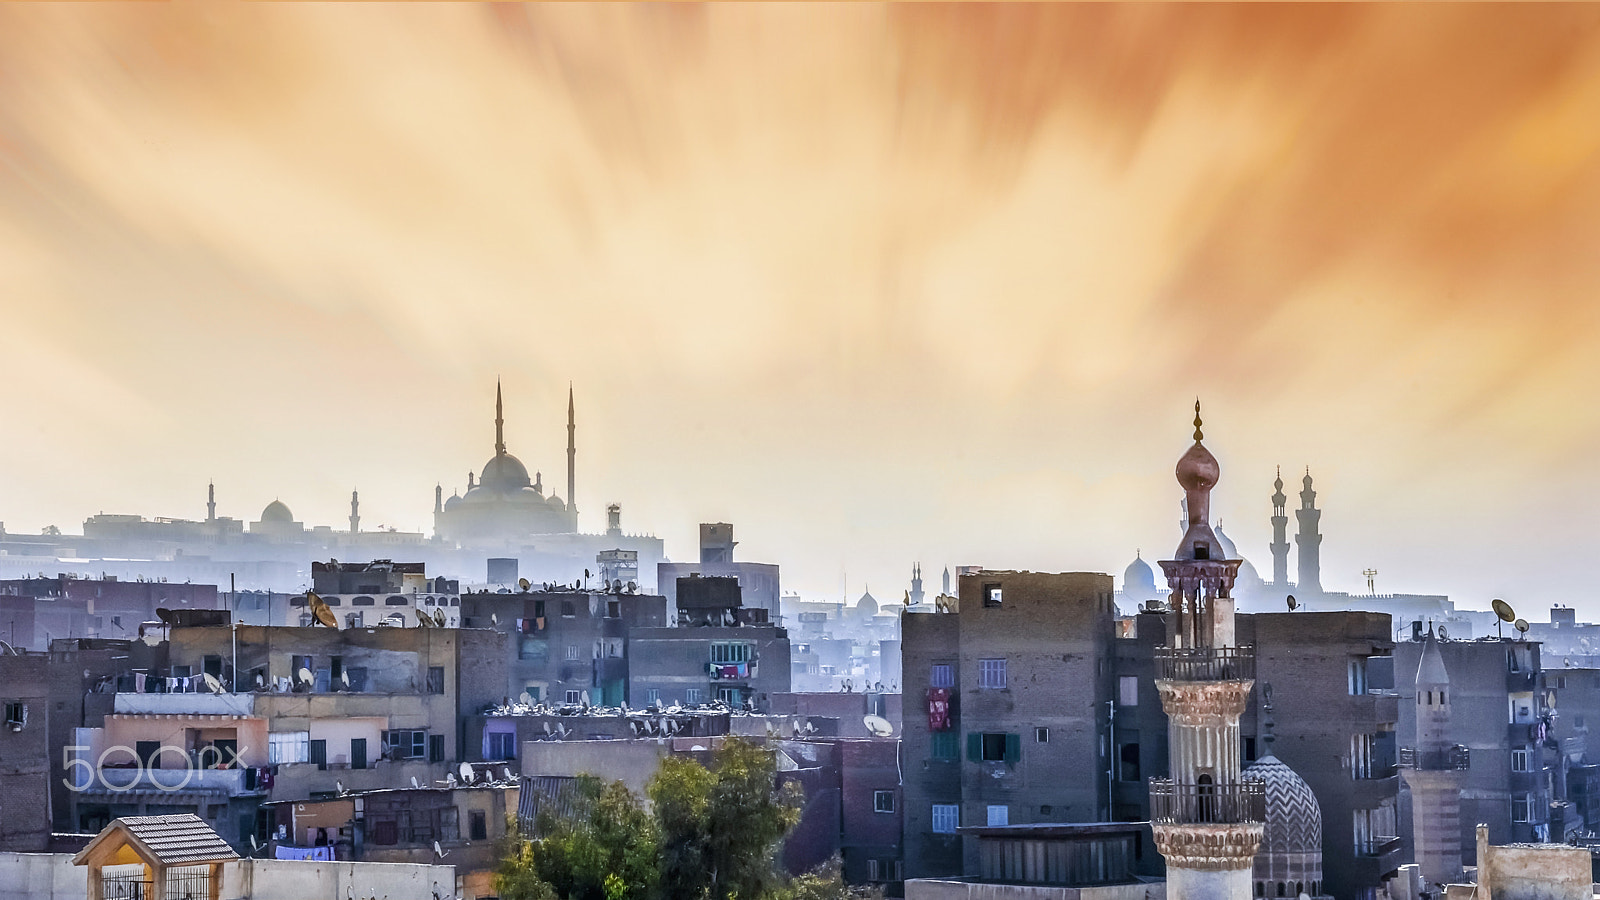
[
  {"x1": 1193, "y1": 399, "x2": 1204, "y2": 442},
  {"x1": 495, "y1": 380, "x2": 506, "y2": 456},
  {"x1": 566, "y1": 382, "x2": 577, "y2": 521}
]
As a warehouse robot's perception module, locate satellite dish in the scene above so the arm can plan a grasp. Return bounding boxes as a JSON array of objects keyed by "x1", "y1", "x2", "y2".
[
  {"x1": 1515, "y1": 618, "x2": 1529, "y2": 635},
  {"x1": 863, "y1": 715, "x2": 894, "y2": 737},
  {"x1": 0, "y1": 640, "x2": 12, "y2": 657},
  {"x1": 519, "y1": 691, "x2": 534, "y2": 706},
  {"x1": 155, "y1": 607, "x2": 175, "y2": 625},
  {"x1": 503, "y1": 767, "x2": 515, "y2": 782},
  {"x1": 1286, "y1": 594, "x2": 1298, "y2": 611},
  {"x1": 627, "y1": 581, "x2": 636, "y2": 594},
  {"x1": 340, "y1": 669, "x2": 350, "y2": 688},
  {"x1": 1437, "y1": 625, "x2": 1449, "y2": 640},
  {"x1": 415, "y1": 611, "x2": 432, "y2": 628},
  {"x1": 203, "y1": 673, "x2": 225, "y2": 694},
  {"x1": 459, "y1": 762, "x2": 475, "y2": 783},
  {"x1": 255, "y1": 673, "x2": 266, "y2": 688},
  {"x1": 1492, "y1": 599, "x2": 1517, "y2": 623},
  {"x1": 307, "y1": 592, "x2": 339, "y2": 629},
  {"x1": 518, "y1": 578, "x2": 530, "y2": 592},
  {"x1": 432, "y1": 607, "x2": 448, "y2": 627},
  {"x1": 411, "y1": 776, "x2": 421, "y2": 789},
  {"x1": 490, "y1": 613, "x2": 499, "y2": 627},
  {"x1": 433, "y1": 840, "x2": 449, "y2": 859},
  {"x1": 298, "y1": 667, "x2": 314, "y2": 687}
]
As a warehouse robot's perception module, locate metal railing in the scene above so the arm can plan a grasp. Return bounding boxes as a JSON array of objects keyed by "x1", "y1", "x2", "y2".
[
  {"x1": 1398, "y1": 745, "x2": 1470, "y2": 770},
  {"x1": 1154, "y1": 646, "x2": 1255, "y2": 682},
  {"x1": 1148, "y1": 778, "x2": 1266, "y2": 825}
]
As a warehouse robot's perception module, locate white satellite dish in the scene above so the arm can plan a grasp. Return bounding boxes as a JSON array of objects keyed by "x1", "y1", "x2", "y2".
[
  {"x1": 1437, "y1": 625, "x2": 1450, "y2": 640},
  {"x1": 519, "y1": 691, "x2": 534, "y2": 706},
  {"x1": 203, "y1": 673, "x2": 225, "y2": 694},
  {"x1": 459, "y1": 762, "x2": 475, "y2": 783},
  {"x1": 863, "y1": 715, "x2": 894, "y2": 738},
  {"x1": 411, "y1": 776, "x2": 421, "y2": 789},
  {"x1": 298, "y1": 667, "x2": 314, "y2": 687},
  {"x1": 433, "y1": 840, "x2": 449, "y2": 859},
  {"x1": 491, "y1": 613, "x2": 499, "y2": 627},
  {"x1": 503, "y1": 767, "x2": 515, "y2": 782},
  {"x1": 433, "y1": 607, "x2": 448, "y2": 627}
]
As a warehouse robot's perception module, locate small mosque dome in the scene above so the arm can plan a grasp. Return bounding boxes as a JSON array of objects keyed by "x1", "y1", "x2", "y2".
[
  {"x1": 479, "y1": 453, "x2": 532, "y2": 492},
  {"x1": 1213, "y1": 525, "x2": 1240, "y2": 560},
  {"x1": 260, "y1": 500, "x2": 294, "y2": 523},
  {"x1": 856, "y1": 590, "x2": 878, "y2": 617},
  {"x1": 1123, "y1": 553, "x2": 1157, "y2": 602},
  {"x1": 1246, "y1": 752, "x2": 1326, "y2": 899}
]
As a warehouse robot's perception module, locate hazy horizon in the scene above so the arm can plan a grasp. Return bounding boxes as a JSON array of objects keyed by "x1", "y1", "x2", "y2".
[{"x1": 2, "y1": 5, "x2": 1598, "y2": 614}]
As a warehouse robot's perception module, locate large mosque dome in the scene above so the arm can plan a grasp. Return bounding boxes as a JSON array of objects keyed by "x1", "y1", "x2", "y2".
[
  {"x1": 260, "y1": 500, "x2": 294, "y2": 523},
  {"x1": 1245, "y1": 751, "x2": 1327, "y2": 899},
  {"x1": 479, "y1": 453, "x2": 533, "y2": 491}
]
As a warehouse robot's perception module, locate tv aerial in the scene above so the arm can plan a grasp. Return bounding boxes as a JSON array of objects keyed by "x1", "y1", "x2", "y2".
[{"x1": 1492, "y1": 598, "x2": 1517, "y2": 639}]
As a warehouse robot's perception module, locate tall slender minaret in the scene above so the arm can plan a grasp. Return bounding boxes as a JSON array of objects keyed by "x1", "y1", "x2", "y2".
[
  {"x1": 566, "y1": 384, "x2": 577, "y2": 521},
  {"x1": 206, "y1": 481, "x2": 216, "y2": 523},
  {"x1": 434, "y1": 484, "x2": 444, "y2": 515},
  {"x1": 1402, "y1": 633, "x2": 1465, "y2": 888},
  {"x1": 1151, "y1": 402, "x2": 1264, "y2": 900},
  {"x1": 1295, "y1": 469, "x2": 1322, "y2": 594},
  {"x1": 941, "y1": 566, "x2": 950, "y2": 596},
  {"x1": 1269, "y1": 468, "x2": 1290, "y2": 588},
  {"x1": 495, "y1": 380, "x2": 507, "y2": 457},
  {"x1": 349, "y1": 490, "x2": 360, "y2": 534},
  {"x1": 909, "y1": 563, "x2": 925, "y2": 606}
]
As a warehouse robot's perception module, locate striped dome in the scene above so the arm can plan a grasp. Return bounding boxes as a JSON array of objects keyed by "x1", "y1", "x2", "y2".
[{"x1": 1246, "y1": 752, "x2": 1325, "y2": 898}]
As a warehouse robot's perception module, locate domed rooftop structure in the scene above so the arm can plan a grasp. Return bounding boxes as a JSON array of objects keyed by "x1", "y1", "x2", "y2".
[
  {"x1": 480, "y1": 452, "x2": 532, "y2": 492},
  {"x1": 1247, "y1": 686, "x2": 1329, "y2": 900},
  {"x1": 855, "y1": 589, "x2": 879, "y2": 617},
  {"x1": 260, "y1": 500, "x2": 293, "y2": 523},
  {"x1": 1122, "y1": 552, "x2": 1158, "y2": 604}
]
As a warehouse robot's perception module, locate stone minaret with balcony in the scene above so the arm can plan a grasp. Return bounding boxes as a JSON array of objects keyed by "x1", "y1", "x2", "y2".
[
  {"x1": 1400, "y1": 633, "x2": 1468, "y2": 888},
  {"x1": 1151, "y1": 404, "x2": 1265, "y2": 900}
]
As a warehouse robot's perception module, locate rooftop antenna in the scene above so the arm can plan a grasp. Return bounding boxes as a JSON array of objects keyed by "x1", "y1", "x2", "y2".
[{"x1": 1363, "y1": 569, "x2": 1378, "y2": 595}]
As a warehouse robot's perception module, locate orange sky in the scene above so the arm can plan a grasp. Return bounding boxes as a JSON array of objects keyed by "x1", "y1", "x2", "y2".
[{"x1": 1, "y1": 4, "x2": 1598, "y2": 611}]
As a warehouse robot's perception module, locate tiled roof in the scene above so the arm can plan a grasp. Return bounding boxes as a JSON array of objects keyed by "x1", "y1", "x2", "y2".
[{"x1": 117, "y1": 814, "x2": 239, "y2": 865}]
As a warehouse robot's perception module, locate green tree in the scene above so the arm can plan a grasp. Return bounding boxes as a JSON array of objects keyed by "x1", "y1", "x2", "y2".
[
  {"x1": 650, "y1": 737, "x2": 802, "y2": 900},
  {"x1": 496, "y1": 775, "x2": 659, "y2": 900},
  {"x1": 499, "y1": 738, "x2": 807, "y2": 900}
]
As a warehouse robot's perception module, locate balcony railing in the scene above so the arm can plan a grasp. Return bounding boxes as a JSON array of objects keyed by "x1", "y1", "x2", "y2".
[
  {"x1": 1154, "y1": 647, "x2": 1255, "y2": 682},
  {"x1": 1148, "y1": 778, "x2": 1266, "y2": 825},
  {"x1": 1356, "y1": 835, "x2": 1403, "y2": 858},
  {"x1": 1398, "y1": 745, "x2": 1470, "y2": 770}
]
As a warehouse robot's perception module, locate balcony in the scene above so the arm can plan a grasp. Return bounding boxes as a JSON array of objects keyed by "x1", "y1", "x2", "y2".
[
  {"x1": 1350, "y1": 835, "x2": 1404, "y2": 883},
  {"x1": 1148, "y1": 778, "x2": 1265, "y2": 825},
  {"x1": 1154, "y1": 647, "x2": 1255, "y2": 682},
  {"x1": 87, "y1": 765, "x2": 262, "y2": 797},
  {"x1": 1399, "y1": 746, "x2": 1470, "y2": 770}
]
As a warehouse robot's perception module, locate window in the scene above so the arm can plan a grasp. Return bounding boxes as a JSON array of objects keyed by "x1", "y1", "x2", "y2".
[
  {"x1": 868, "y1": 859, "x2": 881, "y2": 882},
  {"x1": 608, "y1": 601, "x2": 620, "y2": 618},
  {"x1": 979, "y1": 659, "x2": 1007, "y2": 689},
  {"x1": 346, "y1": 667, "x2": 368, "y2": 692},
  {"x1": 987, "y1": 805, "x2": 1009, "y2": 827},
  {"x1": 203, "y1": 655, "x2": 223, "y2": 677},
  {"x1": 1119, "y1": 676, "x2": 1139, "y2": 707},
  {"x1": 488, "y1": 733, "x2": 517, "y2": 760},
  {"x1": 470, "y1": 809, "x2": 488, "y2": 842},
  {"x1": 711, "y1": 642, "x2": 753, "y2": 664},
  {"x1": 3, "y1": 702, "x2": 26, "y2": 729},
  {"x1": 930, "y1": 732, "x2": 959, "y2": 761},
  {"x1": 561, "y1": 600, "x2": 576, "y2": 618},
  {"x1": 685, "y1": 689, "x2": 703, "y2": 704},
  {"x1": 1119, "y1": 743, "x2": 1141, "y2": 781},
  {"x1": 430, "y1": 734, "x2": 445, "y2": 763},
  {"x1": 874, "y1": 790, "x2": 896, "y2": 813},
  {"x1": 1349, "y1": 658, "x2": 1369, "y2": 696},
  {"x1": 1351, "y1": 734, "x2": 1375, "y2": 779},
  {"x1": 309, "y1": 739, "x2": 327, "y2": 770},
  {"x1": 983, "y1": 583, "x2": 1003, "y2": 608},
  {"x1": 717, "y1": 687, "x2": 742, "y2": 705},
  {"x1": 1512, "y1": 748, "x2": 1532, "y2": 773},
  {"x1": 971, "y1": 732, "x2": 1019, "y2": 763},
  {"x1": 565, "y1": 690, "x2": 582, "y2": 704},
  {"x1": 269, "y1": 732, "x2": 310, "y2": 765},
  {"x1": 383, "y1": 730, "x2": 427, "y2": 759},
  {"x1": 566, "y1": 645, "x2": 580, "y2": 661},
  {"x1": 1035, "y1": 727, "x2": 1049, "y2": 743},
  {"x1": 427, "y1": 666, "x2": 445, "y2": 694},
  {"x1": 930, "y1": 664, "x2": 954, "y2": 689},
  {"x1": 352, "y1": 595, "x2": 375, "y2": 606},
  {"x1": 931, "y1": 804, "x2": 959, "y2": 834},
  {"x1": 1512, "y1": 794, "x2": 1532, "y2": 823},
  {"x1": 385, "y1": 596, "x2": 408, "y2": 606},
  {"x1": 646, "y1": 689, "x2": 660, "y2": 705}
]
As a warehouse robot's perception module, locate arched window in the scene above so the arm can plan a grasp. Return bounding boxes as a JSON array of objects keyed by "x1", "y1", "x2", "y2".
[
  {"x1": 1277, "y1": 883, "x2": 1285, "y2": 897},
  {"x1": 1196, "y1": 773, "x2": 1215, "y2": 823}
]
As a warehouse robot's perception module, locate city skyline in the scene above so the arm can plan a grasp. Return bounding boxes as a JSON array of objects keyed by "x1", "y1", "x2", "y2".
[{"x1": 2, "y1": 5, "x2": 1597, "y2": 610}]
